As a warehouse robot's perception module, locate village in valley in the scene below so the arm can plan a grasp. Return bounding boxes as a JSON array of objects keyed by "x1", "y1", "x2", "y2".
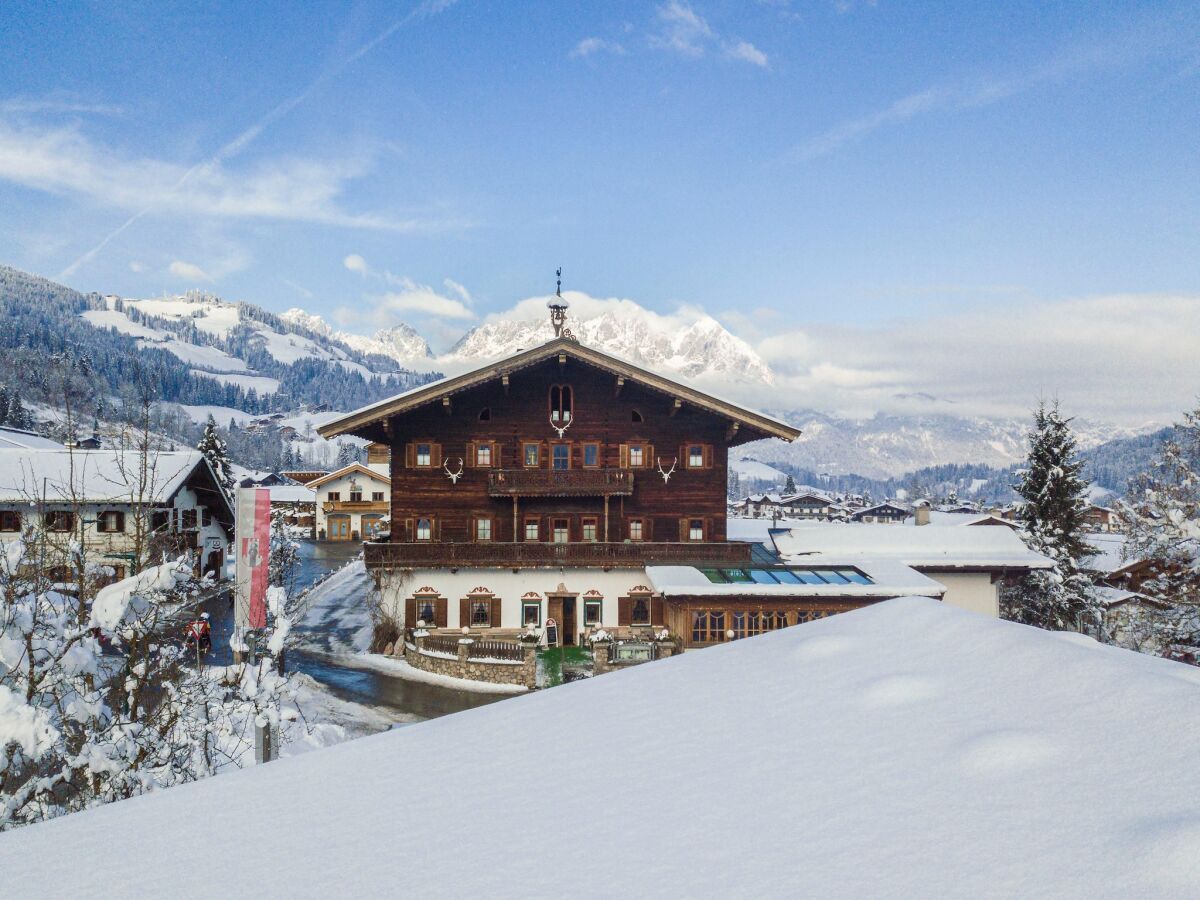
[{"x1": 2, "y1": 2, "x2": 1199, "y2": 897}]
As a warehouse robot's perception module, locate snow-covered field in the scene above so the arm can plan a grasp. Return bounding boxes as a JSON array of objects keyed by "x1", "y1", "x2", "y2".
[{"x1": 4, "y1": 597, "x2": 1199, "y2": 897}]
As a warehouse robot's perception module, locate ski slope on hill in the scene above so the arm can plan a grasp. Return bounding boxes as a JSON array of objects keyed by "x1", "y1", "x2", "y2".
[{"x1": 2, "y1": 597, "x2": 1199, "y2": 898}]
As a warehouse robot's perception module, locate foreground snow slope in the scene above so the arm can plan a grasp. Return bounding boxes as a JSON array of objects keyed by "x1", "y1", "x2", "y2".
[{"x1": 4, "y1": 598, "x2": 1200, "y2": 898}]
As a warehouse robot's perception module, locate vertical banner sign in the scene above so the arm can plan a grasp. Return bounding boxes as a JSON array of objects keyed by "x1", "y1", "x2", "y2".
[{"x1": 235, "y1": 487, "x2": 271, "y2": 629}]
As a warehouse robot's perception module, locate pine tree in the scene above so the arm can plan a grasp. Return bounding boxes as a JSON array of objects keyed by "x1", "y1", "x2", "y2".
[
  {"x1": 0, "y1": 386, "x2": 8, "y2": 426},
  {"x1": 197, "y1": 415, "x2": 234, "y2": 495},
  {"x1": 7, "y1": 393, "x2": 32, "y2": 430},
  {"x1": 1121, "y1": 403, "x2": 1200, "y2": 643},
  {"x1": 335, "y1": 441, "x2": 357, "y2": 469},
  {"x1": 1002, "y1": 400, "x2": 1097, "y2": 631},
  {"x1": 784, "y1": 474, "x2": 797, "y2": 495}
]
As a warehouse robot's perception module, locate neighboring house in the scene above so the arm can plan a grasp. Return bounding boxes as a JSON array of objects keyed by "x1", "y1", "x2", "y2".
[
  {"x1": 1082, "y1": 504, "x2": 1123, "y2": 533},
  {"x1": 1096, "y1": 587, "x2": 1173, "y2": 655},
  {"x1": 770, "y1": 524, "x2": 1052, "y2": 618},
  {"x1": 266, "y1": 483, "x2": 317, "y2": 534},
  {"x1": 279, "y1": 470, "x2": 329, "y2": 485},
  {"x1": 778, "y1": 489, "x2": 837, "y2": 519},
  {"x1": 741, "y1": 493, "x2": 784, "y2": 518},
  {"x1": 851, "y1": 502, "x2": 910, "y2": 524},
  {"x1": 311, "y1": 463, "x2": 390, "y2": 541},
  {"x1": 0, "y1": 449, "x2": 233, "y2": 580}
]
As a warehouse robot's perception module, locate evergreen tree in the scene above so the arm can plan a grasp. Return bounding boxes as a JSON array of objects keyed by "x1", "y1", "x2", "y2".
[
  {"x1": 197, "y1": 415, "x2": 235, "y2": 495},
  {"x1": 7, "y1": 393, "x2": 32, "y2": 430},
  {"x1": 1121, "y1": 402, "x2": 1200, "y2": 643},
  {"x1": 728, "y1": 468, "x2": 741, "y2": 501},
  {"x1": 784, "y1": 474, "x2": 797, "y2": 495},
  {"x1": 0, "y1": 386, "x2": 7, "y2": 426},
  {"x1": 1002, "y1": 401, "x2": 1096, "y2": 631},
  {"x1": 334, "y1": 441, "x2": 357, "y2": 469}
]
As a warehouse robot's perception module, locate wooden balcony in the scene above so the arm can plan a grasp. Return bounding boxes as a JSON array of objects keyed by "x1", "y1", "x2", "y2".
[
  {"x1": 322, "y1": 500, "x2": 390, "y2": 513},
  {"x1": 364, "y1": 539, "x2": 751, "y2": 570},
  {"x1": 487, "y1": 468, "x2": 634, "y2": 498}
]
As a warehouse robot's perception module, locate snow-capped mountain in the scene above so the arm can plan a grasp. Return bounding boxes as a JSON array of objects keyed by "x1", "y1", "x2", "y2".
[
  {"x1": 443, "y1": 296, "x2": 774, "y2": 385},
  {"x1": 739, "y1": 409, "x2": 1157, "y2": 480},
  {"x1": 280, "y1": 309, "x2": 433, "y2": 362}
]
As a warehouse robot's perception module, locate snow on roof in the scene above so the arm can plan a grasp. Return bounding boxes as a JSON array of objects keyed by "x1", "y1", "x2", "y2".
[
  {"x1": 774, "y1": 523, "x2": 1054, "y2": 570},
  {"x1": 0, "y1": 427, "x2": 64, "y2": 450},
  {"x1": 646, "y1": 562, "x2": 944, "y2": 599},
  {"x1": 0, "y1": 449, "x2": 208, "y2": 504},
  {"x1": 265, "y1": 484, "x2": 316, "y2": 504},
  {"x1": 1082, "y1": 532, "x2": 1131, "y2": 574},
  {"x1": 4, "y1": 597, "x2": 1200, "y2": 897},
  {"x1": 306, "y1": 463, "x2": 390, "y2": 489}
]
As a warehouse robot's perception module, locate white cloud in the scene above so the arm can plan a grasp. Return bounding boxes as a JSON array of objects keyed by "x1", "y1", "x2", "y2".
[
  {"x1": 570, "y1": 37, "x2": 625, "y2": 59},
  {"x1": 344, "y1": 253, "x2": 369, "y2": 275},
  {"x1": 0, "y1": 120, "x2": 446, "y2": 233},
  {"x1": 651, "y1": 1, "x2": 714, "y2": 58},
  {"x1": 168, "y1": 260, "x2": 211, "y2": 281},
  {"x1": 377, "y1": 279, "x2": 474, "y2": 320},
  {"x1": 754, "y1": 293, "x2": 1200, "y2": 425},
  {"x1": 128, "y1": 260, "x2": 145, "y2": 273},
  {"x1": 0, "y1": 92, "x2": 124, "y2": 117},
  {"x1": 443, "y1": 278, "x2": 471, "y2": 302},
  {"x1": 725, "y1": 40, "x2": 769, "y2": 67}
]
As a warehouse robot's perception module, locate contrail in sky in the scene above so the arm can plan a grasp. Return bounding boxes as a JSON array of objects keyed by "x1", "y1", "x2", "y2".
[{"x1": 56, "y1": 0, "x2": 460, "y2": 281}]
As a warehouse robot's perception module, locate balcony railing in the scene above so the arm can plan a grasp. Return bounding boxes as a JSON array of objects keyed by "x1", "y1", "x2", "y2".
[
  {"x1": 364, "y1": 539, "x2": 751, "y2": 570},
  {"x1": 487, "y1": 468, "x2": 634, "y2": 498},
  {"x1": 322, "y1": 500, "x2": 389, "y2": 513}
]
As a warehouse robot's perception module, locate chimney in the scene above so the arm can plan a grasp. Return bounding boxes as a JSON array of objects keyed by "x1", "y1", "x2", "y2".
[{"x1": 914, "y1": 503, "x2": 931, "y2": 527}]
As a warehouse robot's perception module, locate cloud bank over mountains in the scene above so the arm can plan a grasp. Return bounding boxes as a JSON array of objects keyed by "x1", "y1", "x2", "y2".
[{"x1": 327, "y1": 286, "x2": 1197, "y2": 428}]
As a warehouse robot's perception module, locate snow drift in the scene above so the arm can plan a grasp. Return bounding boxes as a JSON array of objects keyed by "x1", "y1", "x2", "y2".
[{"x1": 2, "y1": 597, "x2": 1200, "y2": 898}]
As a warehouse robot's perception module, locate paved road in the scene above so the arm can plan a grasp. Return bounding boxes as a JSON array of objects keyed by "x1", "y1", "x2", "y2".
[{"x1": 201, "y1": 540, "x2": 505, "y2": 722}]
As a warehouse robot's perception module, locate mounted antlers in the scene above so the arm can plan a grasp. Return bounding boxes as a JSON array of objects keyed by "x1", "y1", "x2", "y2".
[
  {"x1": 443, "y1": 457, "x2": 465, "y2": 484},
  {"x1": 550, "y1": 412, "x2": 573, "y2": 439},
  {"x1": 656, "y1": 456, "x2": 678, "y2": 484}
]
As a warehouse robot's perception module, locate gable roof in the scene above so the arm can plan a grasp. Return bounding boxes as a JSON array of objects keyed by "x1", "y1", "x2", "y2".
[
  {"x1": 317, "y1": 337, "x2": 800, "y2": 445},
  {"x1": 306, "y1": 463, "x2": 391, "y2": 490},
  {"x1": 0, "y1": 448, "x2": 234, "y2": 530}
]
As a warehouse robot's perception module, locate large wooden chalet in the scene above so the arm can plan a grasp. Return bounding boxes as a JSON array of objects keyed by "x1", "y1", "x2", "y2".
[{"x1": 318, "y1": 311, "x2": 822, "y2": 646}]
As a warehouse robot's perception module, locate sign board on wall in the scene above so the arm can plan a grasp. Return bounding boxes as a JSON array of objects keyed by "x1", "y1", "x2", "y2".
[{"x1": 234, "y1": 487, "x2": 270, "y2": 630}]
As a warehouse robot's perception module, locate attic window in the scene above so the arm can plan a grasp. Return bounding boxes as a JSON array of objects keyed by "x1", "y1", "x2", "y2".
[
  {"x1": 631, "y1": 410, "x2": 643, "y2": 423},
  {"x1": 478, "y1": 407, "x2": 491, "y2": 421},
  {"x1": 550, "y1": 385, "x2": 573, "y2": 424}
]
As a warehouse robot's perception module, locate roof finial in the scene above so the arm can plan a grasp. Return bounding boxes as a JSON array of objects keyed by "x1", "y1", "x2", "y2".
[{"x1": 547, "y1": 266, "x2": 576, "y2": 341}]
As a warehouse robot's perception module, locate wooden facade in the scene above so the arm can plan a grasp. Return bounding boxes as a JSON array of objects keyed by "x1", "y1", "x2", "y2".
[{"x1": 320, "y1": 339, "x2": 797, "y2": 557}]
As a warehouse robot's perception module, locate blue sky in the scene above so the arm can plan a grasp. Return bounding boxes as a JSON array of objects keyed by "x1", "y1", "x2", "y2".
[{"x1": 1, "y1": 1, "x2": 1197, "y2": 421}]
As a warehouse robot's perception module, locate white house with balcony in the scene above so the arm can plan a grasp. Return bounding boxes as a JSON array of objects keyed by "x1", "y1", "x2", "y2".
[
  {"x1": 0, "y1": 448, "x2": 233, "y2": 581},
  {"x1": 311, "y1": 463, "x2": 391, "y2": 541}
]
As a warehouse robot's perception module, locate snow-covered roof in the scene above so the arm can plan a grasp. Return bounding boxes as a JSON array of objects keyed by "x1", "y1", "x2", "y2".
[
  {"x1": 318, "y1": 336, "x2": 800, "y2": 445},
  {"x1": 646, "y1": 561, "x2": 944, "y2": 599},
  {"x1": 5, "y1": 597, "x2": 1200, "y2": 897},
  {"x1": 773, "y1": 523, "x2": 1054, "y2": 570},
  {"x1": 306, "y1": 463, "x2": 390, "y2": 489},
  {"x1": 265, "y1": 484, "x2": 317, "y2": 504},
  {"x1": 1094, "y1": 586, "x2": 1166, "y2": 609},
  {"x1": 852, "y1": 501, "x2": 911, "y2": 517},
  {"x1": 1082, "y1": 532, "x2": 1131, "y2": 574},
  {"x1": 0, "y1": 427, "x2": 64, "y2": 450},
  {"x1": 0, "y1": 449, "x2": 213, "y2": 505}
]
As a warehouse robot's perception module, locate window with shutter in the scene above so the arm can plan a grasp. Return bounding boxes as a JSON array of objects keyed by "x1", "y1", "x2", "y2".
[
  {"x1": 434, "y1": 598, "x2": 448, "y2": 628},
  {"x1": 618, "y1": 596, "x2": 633, "y2": 626},
  {"x1": 490, "y1": 596, "x2": 503, "y2": 628},
  {"x1": 405, "y1": 597, "x2": 417, "y2": 625},
  {"x1": 651, "y1": 597, "x2": 665, "y2": 626}
]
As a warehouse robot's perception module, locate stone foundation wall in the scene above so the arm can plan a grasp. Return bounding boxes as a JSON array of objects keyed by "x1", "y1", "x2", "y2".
[
  {"x1": 398, "y1": 635, "x2": 537, "y2": 689},
  {"x1": 591, "y1": 640, "x2": 677, "y2": 676}
]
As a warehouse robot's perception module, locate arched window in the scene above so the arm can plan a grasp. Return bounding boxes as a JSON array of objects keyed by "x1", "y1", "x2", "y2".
[{"x1": 550, "y1": 385, "x2": 573, "y2": 424}]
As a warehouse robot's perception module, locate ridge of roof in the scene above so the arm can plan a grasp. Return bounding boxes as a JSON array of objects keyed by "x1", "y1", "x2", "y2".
[
  {"x1": 317, "y1": 337, "x2": 800, "y2": 443},
  {"x1": 306, "y1": 462, "x2": 391, "y2": 489}
]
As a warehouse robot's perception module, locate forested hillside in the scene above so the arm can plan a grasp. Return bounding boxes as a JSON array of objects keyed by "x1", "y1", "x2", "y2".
[{"x1": 0, "y1": 265, "x2": 434, "y2": 418}]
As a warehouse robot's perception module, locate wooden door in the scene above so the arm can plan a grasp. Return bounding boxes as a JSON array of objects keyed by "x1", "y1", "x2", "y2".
[
  {"x1": 562, "y1": 597, "x2": 577, "y2": 646},
  {"x1": 548, "y1": 596, "x2": 563, "y2": 645}
]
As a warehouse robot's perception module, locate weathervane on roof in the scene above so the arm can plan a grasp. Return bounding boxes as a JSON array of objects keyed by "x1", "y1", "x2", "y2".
[{"x1": 547, "y1": 267, "x2": 578, "y2": 342}]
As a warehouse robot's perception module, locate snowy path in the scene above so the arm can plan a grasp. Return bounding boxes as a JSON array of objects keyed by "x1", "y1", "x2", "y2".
[{"x1": 293, "y1": 558, "x2": 376, "y2": 656}]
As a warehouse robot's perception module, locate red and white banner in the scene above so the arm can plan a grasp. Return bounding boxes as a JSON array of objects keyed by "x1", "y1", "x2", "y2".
[{"x1": 235, "y1": 487, "x2": 271, "y2": 629}]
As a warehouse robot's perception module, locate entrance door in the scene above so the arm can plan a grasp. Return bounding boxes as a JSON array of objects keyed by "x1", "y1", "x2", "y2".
[
  {"x1": 552, "y1": 518, "x2": 569, "y2": 543},
  {"x1": 329, "y1": 517, "x2": 350, "y2": 541},
  {"x1": 562, "y1": 597, "x2": 577, "y2": 646},
  {"x1": 547, "y1": 595, "x2": 578, "y2": 646}
]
